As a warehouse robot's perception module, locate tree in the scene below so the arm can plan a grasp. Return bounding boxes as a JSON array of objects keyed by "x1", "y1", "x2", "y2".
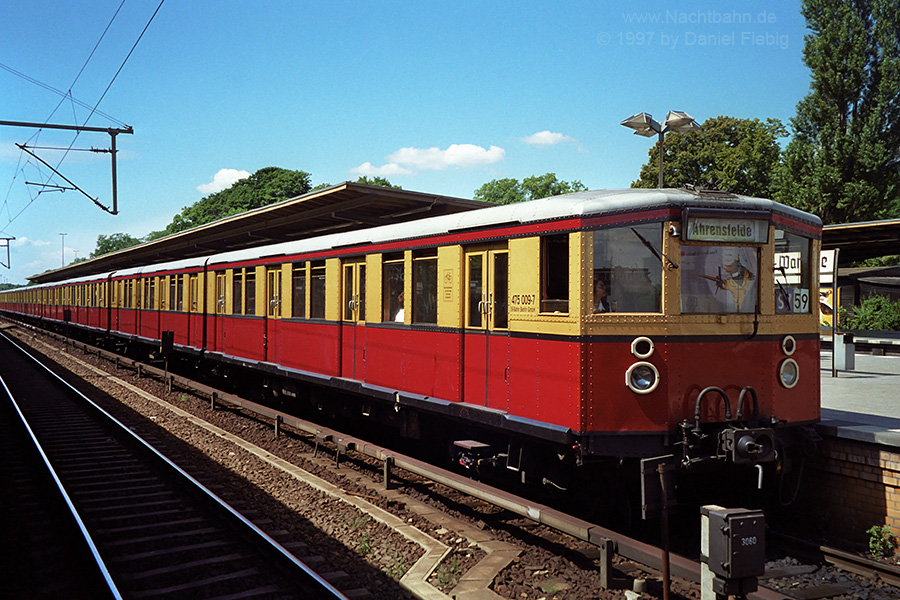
[
  {"x1": 630, "y1": 116, "x2": 787, "y2": 198},
  {"x1": 474, "y1": 173, "x2": 587, "y2": 204},
  {"x1": 774, "y1": 0, "x2": 900, "y2": 224},
  {"x1": 89, "y1": 233, "x2": 143, "y2": 258},
  {"x1": 355, "y1": 176, "x2": 401, "y2": 189},
  {"x1": 152, "y1": 167, "x2": 312, "y2": 238}
]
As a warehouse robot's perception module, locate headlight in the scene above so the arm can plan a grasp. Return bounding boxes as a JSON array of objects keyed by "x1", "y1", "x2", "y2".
[
  {"x1": 778, "y1": 358, "x2": 799, "y2": 388},
  {"x1": 781, "y1": 335, "x2": 796, "y2": 356},
  {"x1": 626, "y1": 361, "x2": 660, "y2": 394},
  {"x1": 631, "y1": 336, "x2": 654, "y2": 359}
]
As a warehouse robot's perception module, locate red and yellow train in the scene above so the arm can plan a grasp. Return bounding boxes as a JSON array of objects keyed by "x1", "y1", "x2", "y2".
[{"x1": 0, "y1": 188, "x2": 821, "y2": 501}]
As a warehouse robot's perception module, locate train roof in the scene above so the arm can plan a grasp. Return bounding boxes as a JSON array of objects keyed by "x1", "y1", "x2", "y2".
[{"x1": 26, "y1": 189, "x2": 822, "y2": 286}]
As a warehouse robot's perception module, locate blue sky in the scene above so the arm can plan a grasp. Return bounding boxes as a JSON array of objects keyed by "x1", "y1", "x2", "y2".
[{"x1": 1, "y1": 0, "x2": 810, "y2": 285}]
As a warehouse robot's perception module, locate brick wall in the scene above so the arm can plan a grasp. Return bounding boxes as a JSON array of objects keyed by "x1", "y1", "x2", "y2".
[{"x1": 799, "y1": 437, "x2": 900, "y2": 545}]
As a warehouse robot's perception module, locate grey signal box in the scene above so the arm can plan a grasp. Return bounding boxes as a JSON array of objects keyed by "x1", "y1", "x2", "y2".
[{"x1": 703, "y1": 506, "x2": 766, "y2": 580}]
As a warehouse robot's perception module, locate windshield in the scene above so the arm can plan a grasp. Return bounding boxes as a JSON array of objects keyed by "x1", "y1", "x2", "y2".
[
  {"x1": 681, "y1": 245, "x2": 758, "y2": 314},
  {"x1": 592, "y1": 223, "x2": 663, "y2": 313}
]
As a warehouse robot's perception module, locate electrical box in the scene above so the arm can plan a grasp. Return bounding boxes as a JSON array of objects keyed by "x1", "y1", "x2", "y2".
[{"x1": 703, "y1": 507, "x2": 766, "y2": 580}]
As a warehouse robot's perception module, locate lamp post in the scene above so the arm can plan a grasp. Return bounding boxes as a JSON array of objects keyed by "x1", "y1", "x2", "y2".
[
  {"x1": 621, "y1": 111, "x2": 701, "y2": 188},
  {"x1": 60, "y1": 232, "x2": 67, "y2": 267}
]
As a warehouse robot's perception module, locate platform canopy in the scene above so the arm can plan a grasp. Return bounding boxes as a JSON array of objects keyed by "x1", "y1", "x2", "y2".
[
  {"x1": 823, "y1": 219, "x2": 900, "y2": 264},
  {"x1": 29, "y1": 182, "x2": 488, "y2": 284}
]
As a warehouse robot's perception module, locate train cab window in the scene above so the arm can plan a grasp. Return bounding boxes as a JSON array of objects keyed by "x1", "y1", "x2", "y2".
[
  {"x1": 383, "y1": 253, "x2": 405, "y2": 322},
  {"x1": 681, "y1": 245, "x2": 759, "y2": 314},
  {"x1": 774, "y1": 229, "x2": 812, "y2": 314},
  {"x1": 310, "y1": 261, "x2": 326, "y2": 319},
  {"x1": 541, "y1": 234, "x2": 569, "y2": 313},
  {"x1": 412, "y1": 249, "x2": 437, "y2": 324},
  {"x1": 592, "y1": 224, "x2": 663, "y2": 313},
  {"x1": 292, "y1": 262, "x2": 307, "y2": 318}
]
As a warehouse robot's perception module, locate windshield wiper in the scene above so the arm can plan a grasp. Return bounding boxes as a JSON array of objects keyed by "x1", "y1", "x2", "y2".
[{"x1": 631, "y1": 227, "x2": 679, "y2": 270}]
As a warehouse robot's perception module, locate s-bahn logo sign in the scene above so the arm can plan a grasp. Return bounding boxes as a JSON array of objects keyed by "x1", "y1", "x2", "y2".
[{"x1": 684, "y1": 213, "x2": 768, "y2": 244}]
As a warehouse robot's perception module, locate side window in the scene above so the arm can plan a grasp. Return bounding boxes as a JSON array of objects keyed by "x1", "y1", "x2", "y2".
[
  {"x1": 593, "y1": 223, "x2": 663, "y2": 313},
  {"x1": 412, "y1": 249, "x2": 437, "y2": 324},
  {"x1": 774, "y1": 229, "x2": 812, "y2": 314},
  {"x1": 232, "y1": 270, "x2": 243, "y2": 315},
  {"x1": 292, "y1": 262, "x2": 307, "y2": 318},
  {"x1": 383, "y1": 252, "x2": 405, "y2": 322},
  {"x1": 216, "y1": 272, "x2": 226, "y2": 314},
  {"x1": 189, "y1": 274, "x2": 199, "y2": 312},
  {"x1": 310, "y1": 260, "x2": 326, "y2": 319},
  {"x1": 168, "y1": 276, "x2": 176, "y2": 310},
  {"x1": 144, "y1": 277, "x2": 156, "y2": 310},
  {"x1": 541, "y1": 234, "x2": 569, "y2": 313},
  {"x1": 245, "y1": 269, "x2": 256, "y2": 315}
]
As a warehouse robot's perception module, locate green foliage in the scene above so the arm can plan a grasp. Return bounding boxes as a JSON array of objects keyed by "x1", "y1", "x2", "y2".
[
  {"x1": 774, "y1": 0, "x2": 900, "y2": 224},
  {"x1": 155, "y1": 167, "x2": 312, "y2": 237},
  {"x1": 474, "y1": 173, "x2": 587, "y2": 204},
  {"x1": 354, "y1": 176, "x2": 401, "y2": 189},
  {"x1": 631, "y1": 116, "x2": 786, "y2": 197},
  {"x1": 89, "y1": 233, "x2": 143, "y2": 258},
  {"x1": 842, "y1": 294, "x2": 900, "y2": 331},
  {"x1": 852, "y1": 255, "x2": 900, "y2": 268},
  {"x1": 866, "y1": 524, "x2": 896, "y2": 558}
]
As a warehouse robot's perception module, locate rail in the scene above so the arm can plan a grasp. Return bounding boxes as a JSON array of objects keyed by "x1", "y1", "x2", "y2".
[{"x1": 9, "y1": 321, "x2": 788, "y2": 599}]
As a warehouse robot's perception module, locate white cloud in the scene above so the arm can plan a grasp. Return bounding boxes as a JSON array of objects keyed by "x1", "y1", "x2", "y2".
[
  {"x1": 350, "y1": 162, "x2": 413, "y2": 177},
  {"x1": 352, "y1": 143, "x2": 505, "y2": 176},
  {"x1": 10, "y1": 237, "x2": 51, "y2": 248},
  {"x1": 197, "y1": 168, "x2": 251, "y2": 194},
  {"x1": 521, "y1": 130, "x2": 577, "y2": 146}
]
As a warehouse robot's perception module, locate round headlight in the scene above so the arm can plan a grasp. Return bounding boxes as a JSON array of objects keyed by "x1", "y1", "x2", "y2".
[
  {"x1": 782, "y1": 335, "x2": 796, "y2": 356},
  {"x1": 779, "y1": 358, "x2": 799, "y2": 388},
  {"x1": 626, "y1": 361, "x2": 660, "y2": 394},
  {"x1": 631, "y1": 336, "x2": 654, "y2": 359}
]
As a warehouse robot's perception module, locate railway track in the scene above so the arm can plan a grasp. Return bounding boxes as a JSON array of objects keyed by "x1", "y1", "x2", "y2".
[
  {"x1": 5, "y1": 320, "x2": 900, "y2": 599},
  {"x1": 0, "y1": 331, "x2": 349, "y2": 600}
]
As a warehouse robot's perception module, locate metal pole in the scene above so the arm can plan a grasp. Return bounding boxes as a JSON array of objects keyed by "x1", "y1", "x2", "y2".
[
  {"x1": 59, "y1": 233, "x2": 67, "y2": 267},
  {"x1": 832, "y1": 247, "x2": 840, "y2": 378},
  {"x1": 658, "y1": 131, "x2": 664, "y2": 188},
  {"x1": 658, "y1": 463, "x2": 671, "y2": 600},
  {"x1": 110, "y1": 131, "x2": 119, "y2": 215}
]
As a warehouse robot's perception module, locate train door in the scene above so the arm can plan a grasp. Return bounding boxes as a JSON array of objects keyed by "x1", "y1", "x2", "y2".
[
  {"x1": 340, "y1": 260, "x2": 366, "y2": 380},
  {"x1": 265, "y1": 267, "x2": 282, "y2": 363},
  {"x1": 463, "y1": 246, "x2": 510, "y2": 409}
]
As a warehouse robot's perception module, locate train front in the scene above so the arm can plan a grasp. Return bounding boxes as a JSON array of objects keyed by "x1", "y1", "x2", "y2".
[{"x1": 581, "y1": 191, "x2": 822, "y2": 489}]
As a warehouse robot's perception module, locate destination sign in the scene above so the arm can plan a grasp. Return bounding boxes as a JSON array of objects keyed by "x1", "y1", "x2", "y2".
[{"x1": 684, "y1": 214, "x2": 768, "y2": 243}]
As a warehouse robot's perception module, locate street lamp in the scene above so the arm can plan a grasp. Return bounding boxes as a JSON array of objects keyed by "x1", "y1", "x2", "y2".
[{"x1": 621, "y1": 111, "x2": 701, "y2": 188}]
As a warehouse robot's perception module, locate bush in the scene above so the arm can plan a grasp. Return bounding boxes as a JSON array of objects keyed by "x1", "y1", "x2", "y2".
[{"x1": 841, "y1": 294, "x2": 900, "y2": 331}]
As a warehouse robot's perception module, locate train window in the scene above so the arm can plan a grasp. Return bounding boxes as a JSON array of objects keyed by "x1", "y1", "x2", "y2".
[
  {"x1": 143, "y1": 277, "x2": 156, "y2": 310},
  {"x1": 310, "y1": 261, "x2": 326, "y2": 319},
  {"x1": 216, "y1": 272, "x2": 226, "y2": 314},
  {"x1": 593, "y1": 224, "x2": 663, "y2": 313},
  {"x1": 292, "y1": 262, "x2": 307, "y2": 318},
  {"x1": 541, "y1": 234, "x2": 569, "y2": 313},
  {"x1": 412, "y1": 249, "x2": 437, "y2": 324},
  {"x1": 681, "y1": 245, "x2": 758, "y2": 314},
  {"x1": 267, "y1": 268, "x2": 281, "y2": 317},
  {"x1": 774, "y1": 230, "x2": 812, "y2": 314},
  {"x1": 383, "y1": 253, "x2": 404, "y2": 322},
  {"x1": 233, "y1": 270, "x2": 243, "y2": 314},
  {"x1": 190, "y1": 275, "x2": 199, "y2": 312},
  {"x1": 245, "y1": 270, "x2": 256, "y2": 315}
]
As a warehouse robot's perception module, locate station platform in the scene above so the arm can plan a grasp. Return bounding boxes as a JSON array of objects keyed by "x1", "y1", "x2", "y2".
[{"x1": 818, "y1": 350, "x2": 900, "y2": 447}]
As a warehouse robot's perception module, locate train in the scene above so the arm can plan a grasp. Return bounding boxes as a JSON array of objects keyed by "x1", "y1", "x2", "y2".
[{"x1": 0, "y1": 187, "x2": 821, "y2": 512}]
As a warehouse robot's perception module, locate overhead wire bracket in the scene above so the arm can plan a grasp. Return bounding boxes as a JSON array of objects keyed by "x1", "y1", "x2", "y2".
[{"x1": 0, "y1": 119, "x2": 133, "y2": 215}]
